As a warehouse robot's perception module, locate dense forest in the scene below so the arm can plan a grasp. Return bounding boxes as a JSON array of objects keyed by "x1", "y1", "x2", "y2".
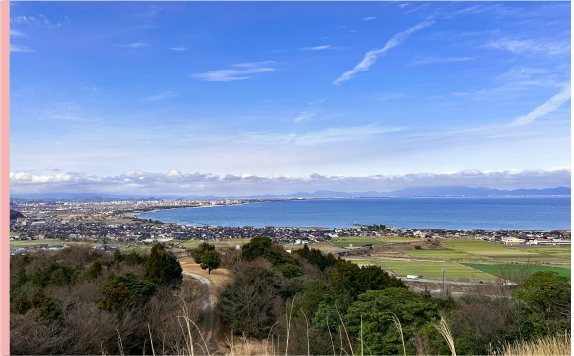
[{"x1": 10, "y1": 238, "x2": 571, "y2": 355}]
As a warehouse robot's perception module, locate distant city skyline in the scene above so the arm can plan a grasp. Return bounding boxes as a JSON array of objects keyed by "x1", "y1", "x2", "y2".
[{"x1": 10, "y1": 2, "x2": 571, "y2": 195}]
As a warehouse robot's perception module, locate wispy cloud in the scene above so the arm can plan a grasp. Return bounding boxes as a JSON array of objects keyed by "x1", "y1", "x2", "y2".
[
  {"x1": 363, "y1": 16, "x2": 377, "y2": 21},
  {"x1": 293, "y1": 124, "x2": 405, "y2": 145},
  {"x1": 135, "y1": 6, "x2": 162, "y2": 18},
  {"x1": 308, "y1": 98, "x2": 326, "y2": 105},
  {"x1": 10, "y1": 29, "x2": 26, "y2": 37},
  {"x1": 487, "y1": 38, "x2": 570, "y2": 56},
  {"x1": 405, "y1": 3, "x2": 430, "y2": 14},
  {"x1": 144, "y1": 91, "x2": 176, "y2": 102},
  {"x1": 411, "y1": 56, "x2": 474, "y2": 65},
  {"x1": 10, "y1": 44, "x2": 34, "y2": 53},
  {"x1": 293, "y1": 110, "x2": 317, "y2": 123},
  {"x1": 398, "y1": 4, "x2": 409, "y2": 8},
  {"x1": 445, "y1": 5, "x2": 495, "y2": 19},
  {"x1": 333, "y1": 20, "x2": 434, "y2": 85},
  {"x1": 169, "y1": 47, "x2": 187, "y2": 51},
  {"x1": 11, "y1": 14, "x2": 51, "y2": 26},
  {"x1": 117, "y1": 42, "x2": 149, "y2": 49},
  {"x1": 192, "y1": 61, "x2": 278, "y2": 82},
  {"x1": 509, "y1": 84, "x2": 571, "y2": 126},
  {"x1": 300, "y1": 45, "x2": 345, "y2": 51}
]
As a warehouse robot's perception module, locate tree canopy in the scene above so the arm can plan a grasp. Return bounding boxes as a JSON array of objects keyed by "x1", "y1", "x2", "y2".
[{"x1": 143, "y1": 243, "x2": 183, "y2": 285}]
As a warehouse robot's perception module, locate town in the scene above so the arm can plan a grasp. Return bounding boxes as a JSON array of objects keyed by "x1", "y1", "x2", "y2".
[{"x1": 9, "y1": 198, "x2": 571, "y2": 256}]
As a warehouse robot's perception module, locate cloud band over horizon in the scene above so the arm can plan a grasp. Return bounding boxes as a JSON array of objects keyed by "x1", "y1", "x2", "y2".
[{"x1": 10, "y1": 168, "x2": 571, "y2": 197}]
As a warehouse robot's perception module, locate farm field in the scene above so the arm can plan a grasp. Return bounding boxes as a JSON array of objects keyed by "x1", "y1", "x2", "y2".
[
  {"x1": 348, "y1": 259, "x2": 374, "y2": 266},
  {"x1": 10, "y1": 239, "x2": 97, "y2": 249},
  {"x1": 331, "y1": 240, "x2": 384, "y2": 247},
  {"x1": 443, "y1": 239, "x2": 531, "y2": 255},
  {"x1": 399, "y1": 249, "x2": 483, "y2": 260},
  {"x1": 462, "y1": 263, "x2": 571, "y2": 280},
  {"x1": 378, "y1": 237, "x2": 423, "y2": 243},
  {"x1": 121, "y1": 245, "x2": 154, "y2": 252},
  {"x1": 372, "y1": 258, "x2": 496, "y2": 281},
  {"x1": 486, "y1": 254, "x2": 570, "y2": 265}
]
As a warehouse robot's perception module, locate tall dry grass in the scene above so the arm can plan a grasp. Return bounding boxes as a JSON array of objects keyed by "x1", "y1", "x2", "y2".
[{"x1": 496, "y1": 331, "x2": 571, "y2": 356}]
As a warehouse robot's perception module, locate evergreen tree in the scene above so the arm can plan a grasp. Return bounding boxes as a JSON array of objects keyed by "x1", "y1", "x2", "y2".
[
  {"x1": 11, "y1": 291, "x2": 32, "y2": 314},
  {"x1": 31, "y1": 287, "x2": 47, "y2": 309},
  {"x1": 88, "y1": 258, "x2": 102, "y2": 279},
  {"x1": 143, "y1": 243, "x2": 182, "y2": 285},
  {"x1": 15, "y1": 266, "x2": 28, "y2": 288}
]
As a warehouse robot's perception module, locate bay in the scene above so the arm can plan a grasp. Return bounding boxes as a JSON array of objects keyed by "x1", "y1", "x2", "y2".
[{"x1": 136, "y1": 197, "x2": 571, "y2": 231}]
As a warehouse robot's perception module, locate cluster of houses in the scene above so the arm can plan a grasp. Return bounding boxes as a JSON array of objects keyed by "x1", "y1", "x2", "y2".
[{"x1": 10, "y1": 200, "x2": 571, "y2": 251}]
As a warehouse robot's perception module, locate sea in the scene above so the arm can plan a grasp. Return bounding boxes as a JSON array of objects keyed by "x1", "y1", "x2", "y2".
[{"x1": 135, "y1": 197, "x2": 571, "y2": 231}]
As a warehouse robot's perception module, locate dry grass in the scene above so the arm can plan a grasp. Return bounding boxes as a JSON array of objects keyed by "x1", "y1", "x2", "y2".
[
  {"x1": 496, "y1": 332, "x2": 571, "y2": 356},
  {"x1": 179, "y1": 257, "x2": 233, "y2": 288},
  {"x1": 223, "y1": 335, "x2": 275, "y2": 356}
]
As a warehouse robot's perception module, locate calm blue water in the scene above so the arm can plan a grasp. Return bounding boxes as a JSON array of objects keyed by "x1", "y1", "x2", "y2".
[{"x1": 137, "y1": 197, "x2": 571, "y2": 231}]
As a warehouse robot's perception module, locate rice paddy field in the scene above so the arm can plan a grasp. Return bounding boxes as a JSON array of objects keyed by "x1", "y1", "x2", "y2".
[
  {"x1": 462, "y1": 263, "x2": 571, "y2": 280},
  {"x1": 399, "y1": 249, "x2": 483, "y2": 260},
  {"x1": 336, "y1": 237, "x2": 571, "y2": 282},
  {"x1": 10, "y1": 239, "x2": 98, "y2": 249},
  {"x1": 372, "y1": 258, "x2": 496, "y2": 281}
]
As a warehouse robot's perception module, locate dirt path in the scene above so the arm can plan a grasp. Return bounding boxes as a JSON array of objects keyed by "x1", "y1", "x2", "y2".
[
  {"x1": 179, "y1": 258, "x2": 232, "y2": 347},
  {"x1": 182, "y1": 271, "x2": 216, "y2": 344}
]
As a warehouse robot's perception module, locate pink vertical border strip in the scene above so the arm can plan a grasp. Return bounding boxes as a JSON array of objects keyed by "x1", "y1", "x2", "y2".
[{"x1": 0, "y1": 1, "x2": 9, "y2": 355}]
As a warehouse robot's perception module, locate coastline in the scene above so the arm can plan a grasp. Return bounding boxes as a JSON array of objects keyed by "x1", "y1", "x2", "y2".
[{"x1": 128, "y1": 196, "x2": 571, "y2": 231}]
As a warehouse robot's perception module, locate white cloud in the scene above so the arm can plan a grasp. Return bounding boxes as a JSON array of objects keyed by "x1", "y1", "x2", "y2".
[
  {"x1": 10, "y1": 44, "x2": 34, "y2": 52},
  {"x1": 398, "y1": 4, "x2": 409, "y2": 8},
  {"x1": 293, "y1": 110, "x2": 317, "y2": 123},
  {"x1": 363, "y1": 16, "x2": 377, "y2": 21},
  {"x1": 487, "y1": 38, "x2": 570, "y2": 56},
  {"x1": 169, "y1": 47, "x2": 187, "y2": 51},
  {"x1": 117, "y1": 42, "x2": 149, "y2": 49},
  {"x1": 12, "y1": 14, "x2": 52, "y2": 26},
  {"x1": 300, "y1": 45, "x2": 333, "y2": 50},
  {"x1": 411, "y1": 56, "x2": 474, "y2": 65},
  {"x1": 135, "y1": 6, "x2": 162, "y2": 18},
  {"x1": 290, "y1": 124, "x2": 405, "y2": 145},
  {"x1": 144, "y1": 91, "x2": 176, "y2": 101},
  {"x1": 10, "y1": 29, "x2": 25, "y2": 37},
  {"x1": 10, "y1": 168, "x2": 571, "y2": 196},
  {"x1": 405, "y1": 3, "x2": 430, "y2": 14},
  {"x1": 509, "y1": 84, "x2": 571, "y2": 126},
  {"x1": 333, "y1": 20, "x2": 434, "y2": 85},
  {"x1": 192, "y1": 61, "x2": 277, "y2": 82}
]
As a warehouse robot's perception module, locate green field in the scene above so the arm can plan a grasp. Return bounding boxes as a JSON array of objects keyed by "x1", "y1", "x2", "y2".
[
  {"x1": 121, "y1": 245, "x2": 153, "y2": 252},
  {"x1": 373, "y1": 258, "x2": 495, "y2": 281},
  {"x1": 443, "y1": 239, "x2": 527, "y2": 255},
  {"x1": 331, "y1": 241, "x2": 384, "y2": 247},
  {"x1": 462, "y1": 263, "x2": 571, "y2": 280},
  {"x1": 379, "y1": 237, "x2": 423, "y2": 243},
  {"x1": 399, "y1": 249, "x2": 483, "y2": 260},
  {"x1": 10, "y1": 239, "x2": 97, "y2": 248}
]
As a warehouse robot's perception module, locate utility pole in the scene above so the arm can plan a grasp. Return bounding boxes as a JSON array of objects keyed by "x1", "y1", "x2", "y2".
[{"x1": 442, "y1": 268, "x2": 446, "y2": 296}]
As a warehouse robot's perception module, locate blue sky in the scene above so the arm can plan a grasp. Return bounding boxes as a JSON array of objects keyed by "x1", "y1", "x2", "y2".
[{"x1": 9, "y1": 2, "x2": 571, "y2": 195}]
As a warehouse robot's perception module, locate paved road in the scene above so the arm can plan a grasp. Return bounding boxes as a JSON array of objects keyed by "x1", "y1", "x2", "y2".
[{"x1": 182, "y1": 271, "x2": 215, "y2": 344}]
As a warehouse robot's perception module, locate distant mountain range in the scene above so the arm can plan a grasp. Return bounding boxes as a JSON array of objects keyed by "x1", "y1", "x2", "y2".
[{"x1": 10, "y1": 186, "x2": 571, "y2": 201}]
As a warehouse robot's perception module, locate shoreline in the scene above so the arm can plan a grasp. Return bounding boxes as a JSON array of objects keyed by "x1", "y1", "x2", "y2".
[{"x1": 126, "y1": 196, "x2": 571, "y2": 232}]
